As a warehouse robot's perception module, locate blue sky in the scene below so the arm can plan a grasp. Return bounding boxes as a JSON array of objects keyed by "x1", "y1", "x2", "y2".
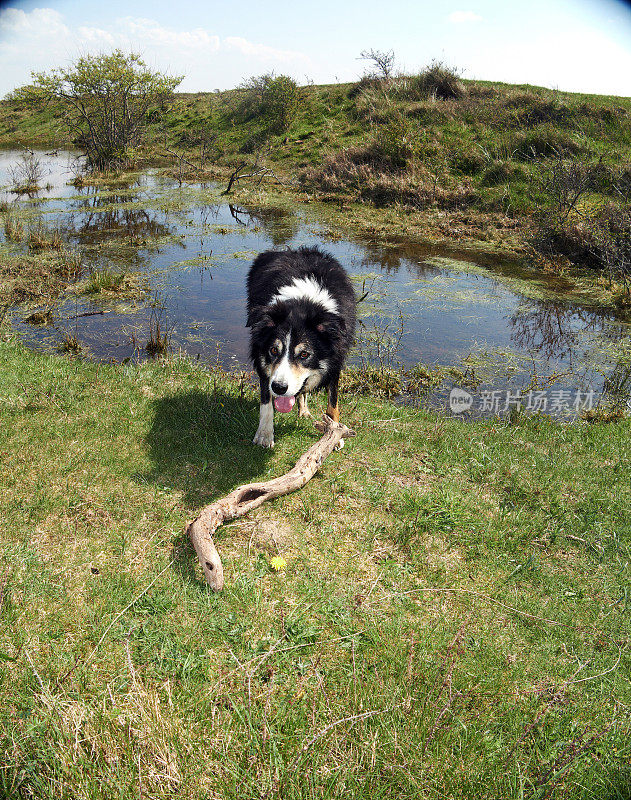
[{"x1": 0, "y1": 0, "x2": 630, "y2": 97}]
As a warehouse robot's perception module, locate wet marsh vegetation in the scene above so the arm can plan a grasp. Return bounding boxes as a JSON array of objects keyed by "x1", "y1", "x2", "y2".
[
  {"x1": 3, "y1": 71, "x2": 631, "y2": 274},
  {"x1": 1, "y1": 149, "x2": 630, "y2": 418}
]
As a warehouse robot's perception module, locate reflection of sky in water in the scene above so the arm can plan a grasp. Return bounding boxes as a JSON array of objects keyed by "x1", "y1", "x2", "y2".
[{"x1": 2, "y1": 151, "x2": 630, "y2": 411}]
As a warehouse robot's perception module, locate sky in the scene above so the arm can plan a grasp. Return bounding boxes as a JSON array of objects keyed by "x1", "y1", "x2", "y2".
[{"x1": 0, "y1": 0, "x2": 630, "y2": 98}]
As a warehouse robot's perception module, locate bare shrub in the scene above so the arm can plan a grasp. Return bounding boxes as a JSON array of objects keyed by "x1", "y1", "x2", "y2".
[
  {"x1": 588, "y1": 203, "x2": 631, "y2": 280},
  {"x1": 539, "y1": 157, "x2": 597, "y2": 219},
  {"x1": 358, "y1": 48, "x2": 396, "y2": 80},
  {"x1": 8, "y1": 148, "x2": 43, "y2": 193},
  {"x1": 531, "y1": 203, "x2": 631, "y2": 281}
]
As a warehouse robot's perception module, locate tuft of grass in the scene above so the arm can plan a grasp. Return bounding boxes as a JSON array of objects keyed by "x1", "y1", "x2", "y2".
[
  {"x1": 397, "y1": 60, "x2": 466, "y2": 101},
  {"x1": 145, "y1": 301, "x2": 171, "y2": 357},
  {"x1": 83, "y1": 267, "x2": 126, "y2": 294},
  {"x1": 27, "y1": 223, "x2": 64, "y2": 251},
  {"x1": 58, "y1": 332, "x2": 82, "y2": 353},
  {"x1": 0, "y1": 244, "x2": 81, "y2": 305},
  {"x1": 3, "y1": 208, "x2": 25, "y2": 242},
  {"x1": 72, "y1": 268, "x2": 148, "y2": 302}
]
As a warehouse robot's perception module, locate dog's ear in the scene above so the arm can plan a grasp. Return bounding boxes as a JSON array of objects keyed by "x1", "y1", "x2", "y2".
[
  {"x1": 246, "y1": 307, "x2": 275, "y2": 330},
  {"x1": 315, "y1": 314, "x2": 346, "y2": 336}
]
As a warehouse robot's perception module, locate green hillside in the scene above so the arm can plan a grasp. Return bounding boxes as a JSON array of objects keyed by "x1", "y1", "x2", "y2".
[{"x1": 1, "y1": 72, "x2": 630, "y2": 271}]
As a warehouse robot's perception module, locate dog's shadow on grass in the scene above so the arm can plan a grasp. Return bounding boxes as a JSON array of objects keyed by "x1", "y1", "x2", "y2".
[{"x1": 139, "y1": 388, "x2": 273, "y2": 584}]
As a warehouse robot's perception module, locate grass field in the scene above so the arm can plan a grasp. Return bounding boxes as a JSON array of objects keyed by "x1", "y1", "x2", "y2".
[{"x1": 1, "y1": 334, "x2": 630, "y2": 799}]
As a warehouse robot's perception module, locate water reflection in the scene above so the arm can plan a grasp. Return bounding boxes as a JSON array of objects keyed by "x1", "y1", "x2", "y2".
[
  {"x1": 509, "y1": 302, "x2": 605, "y2": 363},
  {"x1": 2, "y1": 150, "x2": 630, "y2": 415},
  {"x1": 67, "y1": 192, "x2": 173, "y2": 244}
]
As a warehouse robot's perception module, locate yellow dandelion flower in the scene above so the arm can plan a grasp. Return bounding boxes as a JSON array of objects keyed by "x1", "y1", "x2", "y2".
[{"x1": 269, "y1": 556, "x2": 287, "y2": 572}]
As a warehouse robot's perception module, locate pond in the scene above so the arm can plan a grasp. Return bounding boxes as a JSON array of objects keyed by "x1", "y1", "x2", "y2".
[{"x1": 2, "y1": 150, "x2": 630, "y2": 419}]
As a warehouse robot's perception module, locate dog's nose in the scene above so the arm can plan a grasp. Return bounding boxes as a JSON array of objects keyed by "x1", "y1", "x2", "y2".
[{"x1": 271, "y1": 380, "x2": 288, "y2": 395}]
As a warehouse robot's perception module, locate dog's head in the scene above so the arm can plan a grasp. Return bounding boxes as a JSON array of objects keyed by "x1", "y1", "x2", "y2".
[{"x1": 248, "y1": 300, "x2": 346, "y2": 411}]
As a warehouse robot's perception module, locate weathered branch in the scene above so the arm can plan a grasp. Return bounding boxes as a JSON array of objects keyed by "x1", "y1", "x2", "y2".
[{"x1": 186, "y1": 414, "x2": 355, "y2": 591}]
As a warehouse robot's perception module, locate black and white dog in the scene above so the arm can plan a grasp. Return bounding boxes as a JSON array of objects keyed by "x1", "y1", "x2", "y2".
[{"x1": 246, "y1": 246, "x2": 356, "y2": 447}]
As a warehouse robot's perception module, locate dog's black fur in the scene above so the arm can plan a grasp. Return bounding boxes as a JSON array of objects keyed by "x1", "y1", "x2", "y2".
[{"x1": 246, "y1": 246, "x2": 356, "y2": 447}]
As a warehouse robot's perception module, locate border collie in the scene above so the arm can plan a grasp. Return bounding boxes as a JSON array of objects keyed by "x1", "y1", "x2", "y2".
[{"x1": 247, "y1": 246, "x2": 356, "y2": 448}]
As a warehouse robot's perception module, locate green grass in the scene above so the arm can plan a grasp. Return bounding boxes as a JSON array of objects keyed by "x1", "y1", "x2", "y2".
[{"x1": 0, "y1": 335, "x2": 630, "y2": 798}]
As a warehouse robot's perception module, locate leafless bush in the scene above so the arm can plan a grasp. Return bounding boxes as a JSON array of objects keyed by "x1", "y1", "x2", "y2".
[
  {"x1": 531, "y1": 156, "x2": 631, "y2": 281},
  {"x1": 9, "y1": 148, "x2": 43, "y2": 193},
  {"x1": 531, "y1": 203, "x2": 631, "y2": 281},
  {"x1": 540, "y1": 157, "x2": 599, "y2": 220},
  {"x1": 358, "y1": 48, "x2": 396, "y2": 80},
  {"x1": 588, "y1": 203, "x2": 631, "y2": 281}
]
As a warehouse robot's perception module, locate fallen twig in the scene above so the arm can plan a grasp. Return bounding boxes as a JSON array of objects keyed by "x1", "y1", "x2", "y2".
[{"x1": 186, "y1": 414, "x2": 354, "y2": 591}]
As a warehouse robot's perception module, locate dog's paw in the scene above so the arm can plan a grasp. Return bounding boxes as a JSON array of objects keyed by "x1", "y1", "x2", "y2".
[
  {"x1": 298, "y1": 408, "x2": 312, "y2": 419},
  {"x1": 253, "y1": 429, "x2": 274, "y2": 448},
  {"x1": 334, "y1": 438, "x2": 345, "y2": 451}
]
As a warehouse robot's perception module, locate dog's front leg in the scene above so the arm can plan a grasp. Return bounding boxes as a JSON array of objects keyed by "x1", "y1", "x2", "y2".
[
  {"x1": 298, "y1": 393, "x2": 311, "y2": 418},
  {"x1": 327, "y1": 373, "x2": 344, "y2": 449},
  {"x1": 326, "y1": 372, "x2": 340, "y2": 422},
  {"x1": 253, "y1": 374, "x2": 275, "y2": 448}
]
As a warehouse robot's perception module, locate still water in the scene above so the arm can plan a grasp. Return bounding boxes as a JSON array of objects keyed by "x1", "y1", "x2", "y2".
[{"x1": 2, "y1": 150, "x2": 629, "y2": 417}]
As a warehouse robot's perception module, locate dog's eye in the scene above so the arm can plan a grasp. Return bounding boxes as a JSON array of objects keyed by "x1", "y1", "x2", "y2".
[
  {"x1": 270, "y1": 346, "x2": 280, "y2": 358},
  {"x1": 299, "y1": 351, "x2": 310, "y2": 361}
]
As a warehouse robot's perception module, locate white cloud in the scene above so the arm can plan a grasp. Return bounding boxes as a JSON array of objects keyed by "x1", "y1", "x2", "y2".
[
  {"x1": 447, "y1": 10, "x2": 482, "y2": 24},
  {"x1": 466, "y1": 25, "x2": 631, "y2": 97},
  {"x1": 0, "y1": 6, "x2": 68, "y2": 36},
  {"x1": 224, "y1": 36, "x2": 304, "y2": 63},
  {"x1": 119, "y1": 17, "x2": 220, "y2": 51},
  {"x1": 77, "y1": 26, "x2": 115, "y2": 45},
  {"x1": 0, "y1": 8, "x2": 311, "y2": 95}
]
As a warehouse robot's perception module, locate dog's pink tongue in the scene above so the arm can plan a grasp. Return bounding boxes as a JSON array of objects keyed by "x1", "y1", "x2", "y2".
[{"x1": 273, "y1": 395, "x2": 295, "y2": 413}]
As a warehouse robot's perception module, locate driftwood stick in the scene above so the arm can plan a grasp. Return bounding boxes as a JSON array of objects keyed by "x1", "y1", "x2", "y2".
[{"x1": 186, "y1": 414, "x2": 355, "y2": 591}]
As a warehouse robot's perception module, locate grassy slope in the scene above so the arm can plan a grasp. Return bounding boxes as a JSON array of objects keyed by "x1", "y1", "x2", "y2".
[
  {"x1": 1, "y1": 79, "x2": 629, "y2": 253},
  {"x1": 1, "y1": 336, "x2": 630, "y2": 799}
]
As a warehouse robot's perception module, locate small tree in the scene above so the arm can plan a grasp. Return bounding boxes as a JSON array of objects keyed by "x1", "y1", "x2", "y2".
[
  {"x1": 358, "y1": 49, "x2": 396, "y2": 80},
  {"x1": 261, "y1": 75, "x2": 299, "y2": 134},
  {"x1": 233, "y1": 73, "x2": 299, "y2": 134},
  {"x1": 30, "y1": 51, "x2": 182, "y2": 170}
]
